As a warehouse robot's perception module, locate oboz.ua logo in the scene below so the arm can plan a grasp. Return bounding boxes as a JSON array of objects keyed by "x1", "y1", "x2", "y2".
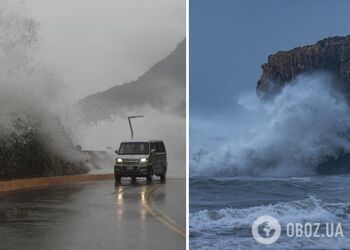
[
  {"x1": 252, "y1": 215, "x2": 281, "y2": 245},
  {"x1": 252, "y1": 215, "x2": 344, "y2": 245}
]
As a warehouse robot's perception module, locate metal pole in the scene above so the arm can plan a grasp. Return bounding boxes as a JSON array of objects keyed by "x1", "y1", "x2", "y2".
[{"x1": 128, "y1": 115, "x2": 143, "y2": 139}]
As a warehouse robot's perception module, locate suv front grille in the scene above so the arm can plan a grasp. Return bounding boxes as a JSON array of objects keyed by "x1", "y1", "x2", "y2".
[
  {"x1": 122, "y1": 166, "x2": 139, "y2": 170},
  {"x1": 123, "y1": 159, "x2": 139, "y2": 164}
]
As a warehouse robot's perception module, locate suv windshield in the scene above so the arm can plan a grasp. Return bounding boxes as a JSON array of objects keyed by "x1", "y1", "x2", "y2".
[{"x1": 119, "y1": 142, "x2": 149, "y2": 155}]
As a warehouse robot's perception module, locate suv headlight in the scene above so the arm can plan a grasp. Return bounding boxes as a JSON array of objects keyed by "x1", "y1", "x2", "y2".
[
  {"x1": 116, "y1": 158, "x2": 123, "y2": 163},
  {"x1": 139, "y1": 158, "x2": 148, "y2": 163}
]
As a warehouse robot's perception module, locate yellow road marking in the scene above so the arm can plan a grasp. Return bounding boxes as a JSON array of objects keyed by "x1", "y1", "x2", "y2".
[{"x1": 144, "y1": 184, "x2": 186, "y2": 237}]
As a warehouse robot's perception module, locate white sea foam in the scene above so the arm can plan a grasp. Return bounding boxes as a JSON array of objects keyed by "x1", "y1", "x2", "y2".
[
  {"x1": 190, "y1": 196, "x2": 350, "y2": 249},
  {"x1": 191, "y1": 73, "x2": 350, "y2": 176},
  {"x1": 190, "y1": 196, "x2": 343, "y2": 233}
]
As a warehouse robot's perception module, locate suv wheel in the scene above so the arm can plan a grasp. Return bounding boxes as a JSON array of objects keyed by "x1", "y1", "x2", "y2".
[
  {"x1": 131, "y1": 177, "x2": 137, "y2": 183},
  {"x1": 146, "y1": 167, "x2": 153, "y2": 182},
  {"x1": 160, "y1": 167, "x2": 167, "y2": 182},
  {"x1": 115, "y1": 176, "x2": 121, "y2": 186}
]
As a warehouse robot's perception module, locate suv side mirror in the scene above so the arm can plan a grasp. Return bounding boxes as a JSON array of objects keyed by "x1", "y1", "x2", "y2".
[
  {"x1": 151, "y1": 149, "x2": 156, "y2": 154},
  {"x1": 115, "y1": 150, "x2": 118, "y2": 154}
]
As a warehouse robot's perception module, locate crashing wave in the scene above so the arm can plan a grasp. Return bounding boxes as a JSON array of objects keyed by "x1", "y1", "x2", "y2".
[{"x1": 191, "y1": 73, "x2": 350, "y2": 176}]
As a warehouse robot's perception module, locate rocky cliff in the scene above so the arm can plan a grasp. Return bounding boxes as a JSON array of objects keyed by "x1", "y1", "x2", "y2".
[
  {"x1": 256, "y1": 34, "x2": 350, "y2": 174},
  {"x1": 257, "y1": 35, "x2": 350, "y2": 97}
]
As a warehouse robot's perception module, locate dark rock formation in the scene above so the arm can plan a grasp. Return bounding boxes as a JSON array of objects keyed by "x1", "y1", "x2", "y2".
[
  {"x1": 257, "y1": 35, "x2": 350, "y2": 97},
  {"x1": 78, "y1": 39, "x2": 186, "y2": 122},
  {"x1": 256, "y1": 35, "x2": 350, "y2": 174},
  {"x1": 0, "y1": 115, "x2": 89, "y2": 180}
]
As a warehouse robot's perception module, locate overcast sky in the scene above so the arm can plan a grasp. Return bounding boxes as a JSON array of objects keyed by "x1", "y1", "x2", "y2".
[
  {"x1": 24, "y1": 0, "x2": 185, "y2": 101},
  {"x1": 190, "y1": 0, "x2": 350, "y2": 119}
]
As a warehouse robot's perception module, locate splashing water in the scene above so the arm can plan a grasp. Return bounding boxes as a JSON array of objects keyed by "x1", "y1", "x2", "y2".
[
  {"x1": 191, "y1": 73, "x2": 350, "y2": 176},
  {"x1": 0, "y1": 1, "x2": 67, "y2": 135},
  {"x1": 0, "y1": 0, "x2": 85, "y2": 169}
]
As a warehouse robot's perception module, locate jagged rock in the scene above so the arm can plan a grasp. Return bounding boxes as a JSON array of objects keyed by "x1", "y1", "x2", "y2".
[
  {"x1": 256, "y1": 34, "x2": 350, "y2": 174},
  {"x1": 257, "y1": 35, "x2": 350, "y2": 97}
]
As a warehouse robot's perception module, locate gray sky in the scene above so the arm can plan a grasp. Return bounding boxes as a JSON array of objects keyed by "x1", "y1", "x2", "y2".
[
  {"x1": 24, "y1": 0, "x2": 185, "y2": 101},
  {"x1": 190, "y1": 0, "x2": 350, "y2": 118}
]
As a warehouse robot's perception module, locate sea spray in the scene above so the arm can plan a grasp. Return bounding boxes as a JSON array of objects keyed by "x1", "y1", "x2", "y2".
[
  {"x1": 0, "y1": 1, "x2": 88, "y2": 178},
  {"x1": 191, "y1": 73, "x2": 350, "y2": 176},
  {"x1": 0, "y1": 0, "x2": 65, "y2": 137}
]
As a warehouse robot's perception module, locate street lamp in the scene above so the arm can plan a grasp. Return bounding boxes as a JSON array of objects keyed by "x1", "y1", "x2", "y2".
[{"x1": 128, "y1": 115, "x2": 143, "y2": 139}]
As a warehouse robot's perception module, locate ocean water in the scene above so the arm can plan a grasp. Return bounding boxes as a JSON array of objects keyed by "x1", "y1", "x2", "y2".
[{"x1": 189, "y1": 175, "x2": 350, "y2": 249}]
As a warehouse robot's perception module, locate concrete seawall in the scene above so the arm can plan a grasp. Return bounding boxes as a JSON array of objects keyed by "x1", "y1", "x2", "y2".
[{"x1": 0, "y1": 173, "x2": 114, "y2": 193}]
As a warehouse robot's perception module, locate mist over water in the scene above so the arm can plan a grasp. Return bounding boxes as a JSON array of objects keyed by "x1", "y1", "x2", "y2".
[
  {"x1": 191, "y1": 73, "x2": 350, "y2": 176},
  {"x1": 76, "y1": 108, "x2": 186, "y2": 177}
]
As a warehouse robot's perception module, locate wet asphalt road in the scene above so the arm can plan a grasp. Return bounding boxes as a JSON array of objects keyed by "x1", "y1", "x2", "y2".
[{"x1": 0, "y1": 178, "x2": 185, "y2": 250}]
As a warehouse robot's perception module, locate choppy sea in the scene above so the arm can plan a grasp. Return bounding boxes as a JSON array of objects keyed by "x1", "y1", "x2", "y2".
[{"x1": 190, "y1": 175, "x2": 350, "y2": 249}]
